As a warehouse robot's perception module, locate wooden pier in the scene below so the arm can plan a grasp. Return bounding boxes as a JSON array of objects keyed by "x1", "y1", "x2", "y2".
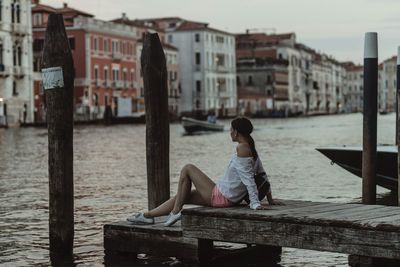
[{"x1": 104, "y1": 200, "x2": 400, "y2": 266}]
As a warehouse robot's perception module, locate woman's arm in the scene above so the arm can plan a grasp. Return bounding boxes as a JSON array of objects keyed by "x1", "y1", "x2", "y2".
[{"x1": 236, "y1": 144, "x2": 261, "y2": 210}]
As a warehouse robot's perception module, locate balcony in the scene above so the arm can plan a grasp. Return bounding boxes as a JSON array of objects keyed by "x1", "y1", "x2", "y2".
[
  {"x1": 74, "y1": 78, "x2": 91, "y2": 87},
  {"x1": 112, "y1": 52, "x2": 123, "y2": 61},
  {"x1": 218, "y1": 90, "x2": 231, "y2": 98},
  {"x1": 13, "y1": 66, "x2": 25, "y2": 78},
  {"x1": 12, "y1": 23, "x2": 29, "y2": 35},
  {"x1": 0, "y1": 64, "x2": 11, "y2": 77},
  {"x1": 111, "y1": 80, "x2": 124, "y2": 89},
  {"x1": 216, "y1": 65, "x2": 229, "y2": 73}
]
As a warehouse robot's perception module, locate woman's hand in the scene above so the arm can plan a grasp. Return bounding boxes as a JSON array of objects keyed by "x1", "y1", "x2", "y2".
[{"x1": 269, "y1": 199, "x2": 285, "y2": 205}]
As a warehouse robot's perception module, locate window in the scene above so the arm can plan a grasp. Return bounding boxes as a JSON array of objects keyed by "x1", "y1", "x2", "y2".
[
  {"x1": 247, "y1": 76, "x2": 253, "y2": 86},
  {"x1": 266, "y1": 75, "x2": 272, "y2": 84},
  {"x1": 12, "y1": 81, "x2": 17, "y2": 96},
  {"x1": 195, "y1": 52, "x2": 201, "y2": 65},
  {"x1": 11, "y1": 3, "x2": 14, "y2": 23},
  {"x1": 33, "y1": 14, "x2": 42, "y2": 26},
  {"x1": 236, "y1": 76, "x2": 241, "y2": 86},
  {"x1": 168, "y1": 35, "x2": 173, "y2": 43},
  {"x1": 0, "y1": 1, "x2": 2, "y2": 22},
  {"x1": 104, "y1": 39, "x2": 108, "y2": 52},
  {"x1": 112, "y1": 69, "x2": 119, "y2": 81},
  {"x1": 0, "y1": 42, "x2": 3, "y2": 65},
  {"x1": 16, "y1": 3, "x2": 20, "y2": 23},
  {"x1": 104, "y1": 68, "x2": 109, "y2": 82},
  {"x1": 216, "y1": 36, "x2": 224, "y2": 43},
  {"x1": 94, "y1": 37, "x2": 98, "y2": 51},
  {"x1": 17, "y1": 46, "x2": 21, "y2": 66},
  {"x1": 195, "y1": 33, "x2": 200, "y2": 42},
  {"x1": 94, "y1": 67, "x2": 99, "y2": 81},
  {"x1": 196, "y1": 80, "x2": 201, "y2": 93},
  {"x1": 216, "y1": 54, "x2": 224, "y2": 66}
]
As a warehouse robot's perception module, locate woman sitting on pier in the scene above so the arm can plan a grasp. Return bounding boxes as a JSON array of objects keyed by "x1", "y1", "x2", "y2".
[{"x1": 127, "y1": 117, "x2": 281, "y2": 227}]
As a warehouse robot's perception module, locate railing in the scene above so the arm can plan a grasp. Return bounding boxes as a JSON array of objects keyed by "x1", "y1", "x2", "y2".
[
  {"x1": 111, "y1": 80, "x2": 124, "y2": 89},
  {"x1": 112, "y1": 52, "x2": 123, "y2": 60},
  {"x1": 13, "y1": 66, "x2": 25, "y2": 77},
  {"x1": 0, "y1": 64, "x2": 12, "y2": 77},
  {"x1": 216, "y1": 65, "x2": 229, "y2": 73},
  {"x1": 12, "y1": 23, "x2": 29, "y2": 35},
  {"x1": 74, "y1": 78, "x2": 91, "y2": 87}
]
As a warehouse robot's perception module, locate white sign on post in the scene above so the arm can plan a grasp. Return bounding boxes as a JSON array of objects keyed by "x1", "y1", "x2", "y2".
[{"x1": 42, "y1": 67, "x2": 64, "y2": 90}]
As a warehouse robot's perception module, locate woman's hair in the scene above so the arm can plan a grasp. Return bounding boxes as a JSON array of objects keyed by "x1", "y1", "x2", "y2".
[{"x1": 231, "y1": 117, "x2": 258, "y2": 159}]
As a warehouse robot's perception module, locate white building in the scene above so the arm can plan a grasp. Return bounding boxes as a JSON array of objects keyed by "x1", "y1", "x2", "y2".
[
  {"x1": 276, "y1": 38, "x2": 313, "y2": 115},
  {"x1": 380, "y1": 56, "x2": 396, "y2": 112},
  {"x1": 135, "y1": 18, "x2": 237, "y2": 117},
  {"x1": 0, "y1": 0, "x2": 33, "y2": 126},
  {"x1": 343, "y1": 63, "x2": 363, "y2": 112}
]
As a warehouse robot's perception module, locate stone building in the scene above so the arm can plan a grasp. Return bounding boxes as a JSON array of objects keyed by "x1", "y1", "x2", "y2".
[{"x1": 0, "y1": 0, "x2": 33, "y2": 126}]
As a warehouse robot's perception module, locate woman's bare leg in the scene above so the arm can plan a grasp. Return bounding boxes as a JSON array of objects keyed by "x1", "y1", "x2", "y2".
[
  {"x1": 172, "y1": 164, "x2": 215, "y2": 214},
  {"x1": 144, "y1": 189, "x2": 210, "y2": 218}
]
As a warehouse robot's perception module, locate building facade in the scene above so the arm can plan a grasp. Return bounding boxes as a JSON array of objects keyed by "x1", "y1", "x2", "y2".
[
  {"x1": 135, "y1": 18, "x2": 237, "y2": 117},
  {"x1": 380, "y1": 56, "x2": 396, "y2": 112},
  {"x1": 32, "y1": 2, "x2": 138, "y2": 122},
  {"x1": 112, "y1": 14, "x2": 181, "y2": 117},
  {"x1": 343, "y1": 62, "x2": 363, "y2": 112},
  {"x1": 0, "y1": 0, "x2": 33, "y2": 126}
]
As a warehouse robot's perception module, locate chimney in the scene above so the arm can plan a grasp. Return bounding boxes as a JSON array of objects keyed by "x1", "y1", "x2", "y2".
[
  {"x1": 122, "y1": 12, "x2": 127, "y2": 20},
  {"x1": 63, "y1": 2, "x2": 68, "y2": 8},
  {"x1": 246, "y1": 29, "x2": 249, "y2": 34}
]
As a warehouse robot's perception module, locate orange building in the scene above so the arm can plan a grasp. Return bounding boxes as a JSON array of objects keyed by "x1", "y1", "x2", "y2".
[{"x1": 32, "y1": 2, "x2": 138, "y2": 121}]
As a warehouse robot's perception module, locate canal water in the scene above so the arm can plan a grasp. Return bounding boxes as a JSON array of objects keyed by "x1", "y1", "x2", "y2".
[{"x1": 0, "y1": 113, "x2": 395, "y2": 266}]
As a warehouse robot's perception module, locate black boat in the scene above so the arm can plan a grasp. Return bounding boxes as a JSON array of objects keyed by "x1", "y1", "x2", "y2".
[
  {"x1": 181, "y1": 117, "x2": 224, "y2": 133},
  {"x1": 316, "y1": 146, "x2": 397, "y2": 190}
]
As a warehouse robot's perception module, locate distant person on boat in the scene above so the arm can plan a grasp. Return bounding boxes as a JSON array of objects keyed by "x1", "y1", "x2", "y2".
[
  {"x1": 207, "y1": 110, "x2": 217, "y2": 124},
  {"x1": 127, "y1": 117, "x2": 283, "y2": 227}
]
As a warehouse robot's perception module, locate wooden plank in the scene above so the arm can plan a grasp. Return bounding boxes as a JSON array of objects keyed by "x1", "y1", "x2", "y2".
[
  {"x1": 303, "y1": 204, "x2": 391, "y2": 221},
  {"x1": 104, "y1": 221, "x2": 199, "y2": 262},
  {"x1": 359, "y1": 214, "x2": 400, "y2": 229},
  {"x1": 182, "y1": 215, "x2": 400, "y2": 259}
]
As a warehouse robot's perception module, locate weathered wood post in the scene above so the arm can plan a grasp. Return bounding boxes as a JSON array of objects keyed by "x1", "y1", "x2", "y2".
[
  {"x1": 397, "y1": 47, "x2": 400, "y2": 206},
  {"x1": 141, "y1": 33, "x2": 170, "y2": 210},
  {"x1": 362, "y1": 32, "x2": 378, "y2": 204},
  {"x1": 41, "y1": 13, "x2": 74, "y2": 261}
]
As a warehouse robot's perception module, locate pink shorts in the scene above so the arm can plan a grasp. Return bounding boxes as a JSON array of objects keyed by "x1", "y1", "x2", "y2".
[{"x1": 211, "y1": 186, "x2": 234, "y2": 208}]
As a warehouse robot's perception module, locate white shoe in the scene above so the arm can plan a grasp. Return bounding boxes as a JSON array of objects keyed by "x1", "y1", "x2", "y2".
[
  {"x1": 163, "y1": 211, "x2": 181, "y2": 227},
  {"x1": 126, "y1": 212, "x2": 154, "y2": 224}
]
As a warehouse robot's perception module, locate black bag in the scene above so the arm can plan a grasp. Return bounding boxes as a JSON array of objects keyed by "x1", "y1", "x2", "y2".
[{"x1": 242, "y1": 172, "x2": 270, "y2": 204}]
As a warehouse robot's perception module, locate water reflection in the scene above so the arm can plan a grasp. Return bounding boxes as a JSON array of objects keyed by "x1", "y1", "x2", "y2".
[{"x1": 0, "y1": 113, "x2": 396, "y2": 266}]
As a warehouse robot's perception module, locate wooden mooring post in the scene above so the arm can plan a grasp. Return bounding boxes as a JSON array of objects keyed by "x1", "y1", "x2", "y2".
[
  {"x1": 362, "y1": 32, "x2": 378, "y2": 204},
  {"x1": 141, "y1": 33, "x2": 170, "y2": 210},
  {"x1": 41, "y1": 13, "x2": 74, "y2": 262},
  {"x1": 397, "y1": 47, "x2": 400, "y2": 206}
]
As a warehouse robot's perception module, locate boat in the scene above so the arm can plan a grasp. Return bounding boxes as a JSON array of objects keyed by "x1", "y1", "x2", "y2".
[
  {"x1": 181, "y1": 117, "x2": 224, "y2": 133},
  {"x1": 316, "y1": 145, "x2": 397, "y2": 190}
]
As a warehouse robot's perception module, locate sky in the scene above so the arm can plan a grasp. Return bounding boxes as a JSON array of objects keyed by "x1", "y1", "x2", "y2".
[{"x1": 40, "y1": 0, "x2": 400, "y2": 64}]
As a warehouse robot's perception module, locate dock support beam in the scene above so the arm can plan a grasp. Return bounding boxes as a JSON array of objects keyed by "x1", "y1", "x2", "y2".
[
  {"x1": 362, "y1": 32, "x2": 378, "y2": 204},
  {"x1": 141, "y1": 33, "x2": 170, "y2": 209},
  {"x1": 42, "y1": 13, "x2": 74, "y2": 263}
]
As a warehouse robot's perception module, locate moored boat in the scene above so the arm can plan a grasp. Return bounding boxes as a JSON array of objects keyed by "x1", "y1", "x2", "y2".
[
  {"x1": 316, "y1": 145, "x2": 397, "y2": 190},
  {"x1": 182, "y1": 117, "x2": 224, "y2": 133}
]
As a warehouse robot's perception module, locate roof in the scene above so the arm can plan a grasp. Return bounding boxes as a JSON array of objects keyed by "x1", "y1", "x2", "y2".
[
  {"x1": 236, "y1": 32, "x2": 295, "y2": 46},
  {"x1": 32, "y1": 3, "x2": 94, "y2": 18}
]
